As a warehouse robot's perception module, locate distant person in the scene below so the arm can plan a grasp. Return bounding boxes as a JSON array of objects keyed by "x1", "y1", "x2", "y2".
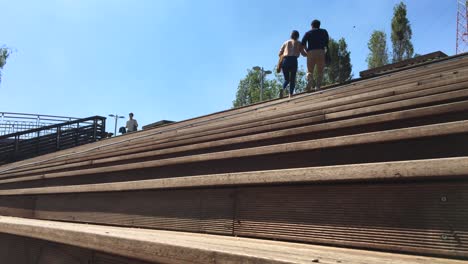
[
  {"x1": 126, "y1": 113, "x2": 138, "y2": 132},
  {"x1": 302, "y1": 19, "x2": 329, "y2": 92},
  {"x1": 278, "y1": 30, "x2": 307, "y2": 98}
]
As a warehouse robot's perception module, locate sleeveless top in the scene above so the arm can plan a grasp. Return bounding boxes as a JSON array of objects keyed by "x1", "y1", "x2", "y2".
[{"x1": 279, "y1": 39, "x2": 303, "y2": 57}]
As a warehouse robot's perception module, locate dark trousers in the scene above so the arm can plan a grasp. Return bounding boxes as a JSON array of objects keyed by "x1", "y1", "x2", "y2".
[{"x1": 282, "y1": 56, "x2": 298, "y2": 95}]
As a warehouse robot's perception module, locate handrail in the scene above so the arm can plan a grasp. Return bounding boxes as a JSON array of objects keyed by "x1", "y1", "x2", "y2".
[
  {"x1": 0, "y1": 116, "x2": 107, "y2": 165},
  {"x1": 0, "y1": 112, "x2": 83, "y2": 136},
  {"x1": 0, "y1": 116, "x2": 105, "y2": 140},
  {"x1": 0, "y1": 112, "x2": 81, "y2": 120}
]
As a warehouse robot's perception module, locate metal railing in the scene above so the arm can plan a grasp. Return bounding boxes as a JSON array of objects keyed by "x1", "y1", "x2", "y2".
[
  {"x1": 0, "y1": 116, "x2": 106, "y2": 165},
  {"x1": 0, "y1": 112, "x2": 82, "y2": 137}
]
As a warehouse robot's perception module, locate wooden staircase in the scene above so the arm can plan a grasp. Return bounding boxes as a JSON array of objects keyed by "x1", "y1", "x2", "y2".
[{"x1": 0, "y1": 53, "x2": 467, "y2": 263}]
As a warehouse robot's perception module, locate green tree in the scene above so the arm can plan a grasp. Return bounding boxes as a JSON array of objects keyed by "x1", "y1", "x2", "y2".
[
  {"x1": 0, "y1": 46, "x2": 12, "y2": 83},
  {"x1": 273, "y1": 66, "x2": 308, "y2": 94},
  {"x1": 233, "y1": 37, "x2": 353, "y2": 107},
  {"x1": 391, "y1": 2, "x2": 414, "y2": 62},
  {"x1": 325, "y1": 38, "x2": 352, "y2": 85},
  {"x1": 232, "y1": 68, "x2": 280, "y2": 108},
  {"x1": 366, "y1": 30, "x2": 389, "y2": 69}
]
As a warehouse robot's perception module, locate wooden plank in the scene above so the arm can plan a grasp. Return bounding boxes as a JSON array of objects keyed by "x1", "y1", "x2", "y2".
[
  {"x1": 1, "y1": 56, "x2": 466, "y2": 173},
  {"x1": 0, "y1": 233, "x2": 40, "y2": 264},
  {"x1": 290, "y1": 56, "x2": 468, "y2": 106},
  {"x1": 327, "y1": 88, "x2": 468, "y2": 119},
  {"x1": 325, "y1": 77, "x2": 468, "y2": 114},
  {"x1": 0, "y1": 196, "x2": 35, "y2": 216},
  {"x1": 0, "y1": 233, "x2": 153, "y2": 264},
  {"x1": 59, "y1": 72, "x2": 468, "y2": 157},
  {"x1": 6, "y1": 77, "x2": 468, "y2": 178},
  {"x1": 34, "y1": 189, "x2": 234, "y2": 235},
  {"x1": 0, "y1": 54, "x2": 463, "y2": 176},
  {"x1": 0, "y1": 120, "x2": 466, "y2": 186},
  {"x1": 3, "y1": 100, "x2": 468, "y2": 179},
  {"x1": 0, "y1": 216, "x2": 464, "y2": 264},
  {"x1": 4, "y1": 181, "x2": 463, "y2": 258},
  {"x1": 0, "y1": 157, "x2": 466, "y2": 195},
  {"x1": 60, "y1": 77, "x2": 468, "y2": 161},
  {"x1": 233, "y1": 182, "x2": 468, "y2": 258},
  {"x1": 359, "y1": 51, "x2": 448, "y2": 77},
  {"x1": 253, "y1": 66, "x2": 467, "y2": 116},
  {"x1": 2, "y1": 179, "x2": 468, "y2": 257},
  {"x1": 129, "y1": 69, "x2": 468, "y2": 144}
]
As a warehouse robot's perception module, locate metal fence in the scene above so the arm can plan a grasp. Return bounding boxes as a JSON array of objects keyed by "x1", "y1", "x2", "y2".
[
  {"x1": 0, "y1": 112, "x2": 84, "y2": 138},
  {"x1": 0, "y1": 116, "x2": 106, "y2": 165}
]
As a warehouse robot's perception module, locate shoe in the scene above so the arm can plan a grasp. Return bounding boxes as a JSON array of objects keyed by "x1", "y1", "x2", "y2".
[
  {"x1": 279, "y1": 89, "x2": 284, "y2": 98},
  {"x1": 288, "y1": 93, "x2": 292, "y2": 99},
  {"x1": 314, "y1": 87, "x2": 321, "y2": 92}
]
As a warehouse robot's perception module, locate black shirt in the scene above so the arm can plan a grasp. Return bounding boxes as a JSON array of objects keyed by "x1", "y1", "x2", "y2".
[{"x1": 301, "y1": 28, "x2": 329, "y2": 51}]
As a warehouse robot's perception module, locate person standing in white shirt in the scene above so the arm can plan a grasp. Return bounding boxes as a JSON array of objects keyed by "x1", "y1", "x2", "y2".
[{"x1": 126, "y1": 113, "x2": 138, "y2": 132}]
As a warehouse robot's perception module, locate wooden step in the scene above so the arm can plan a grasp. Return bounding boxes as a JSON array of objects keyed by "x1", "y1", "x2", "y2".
[
  {"x1": 0, "y1": 216, "x2": 464, "y2": 264},
  {"x1": 0, "y1": 157, "x2": 465, "y2": 195},
  {"x1": 1, "y1": 53, "x2": 468, "y2": 262},
  {"x1": 2, "y1": 54, "x2": 466, "y2": 174},
  {"x1": 0, "y1": 158, "x2": 467, "y2": 258},
  {"x1": 4, "y1": 99, "x2": 467, "y2": 179},
  {"x1": 0, "y1": 120, "x2": 466, "y2": 187}
]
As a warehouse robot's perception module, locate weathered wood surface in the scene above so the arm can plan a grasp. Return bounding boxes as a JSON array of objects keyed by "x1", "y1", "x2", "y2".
[
  {"x1": 3, "y1": 99, "x2": 467, "y2": 180},
  {"x1": 359, "y1": 51, "x2": 447, "y2": 77},
  {"x1": 0, "y1": 233, "x2": 153, "y2": 264},
  {"x1": 0, "y1": 216, "x2": 465, "y2": 264},
  {"x1": 1, "y1": 73, "x2": 467, "y2": 178},
  {"x1": 0, "y1": 120, "x2": 466, "y2": 186},
  {"x1": 1, "y1": 55, "x2": 466, "y2": 175},
  {"x1": 0, "y1": 54, "x2": 467, "y2": 263},
  {"x1": 0, "y1": 157, "x2": 466, "y2": 195}
]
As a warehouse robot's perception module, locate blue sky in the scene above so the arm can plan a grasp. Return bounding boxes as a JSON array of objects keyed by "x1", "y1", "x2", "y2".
[{"x1": 1, "y1": 0, "x2": 457, "y2": 131}]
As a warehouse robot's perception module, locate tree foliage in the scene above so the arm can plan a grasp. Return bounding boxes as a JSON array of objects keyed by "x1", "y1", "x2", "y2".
[
  {"x1": 0, "y1": 46, "x2": 12, "y2": 83},
  {"x1": 232, "y1": 38, "x2": 353, "y2": 108},
  {"x1": 273, "y1": 66, "x2": 308, "y2": 94},
  {"x1": 391, "y1": 2, "x2": 414, "y2": 62},
  {"x1": 233, "y1": 66, "x2": 309, "y2": 108},
  {"x1": 232, "y1": 69, "x2": 281, "y2": 108},
  {"x1": 325, "y1": 38, "x2": 352, "y2": 84},
  {"x1": 366, "y1": 30, "x2": 389, "y2": 69}
]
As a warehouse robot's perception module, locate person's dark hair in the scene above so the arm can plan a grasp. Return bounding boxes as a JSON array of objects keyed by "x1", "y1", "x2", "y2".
[
  {"x1": 311, "y1": 19, "x2": 321, "y2": 29},
  {"x1": 290, "y1": 30, "x2": 300, "y2": 40}
]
